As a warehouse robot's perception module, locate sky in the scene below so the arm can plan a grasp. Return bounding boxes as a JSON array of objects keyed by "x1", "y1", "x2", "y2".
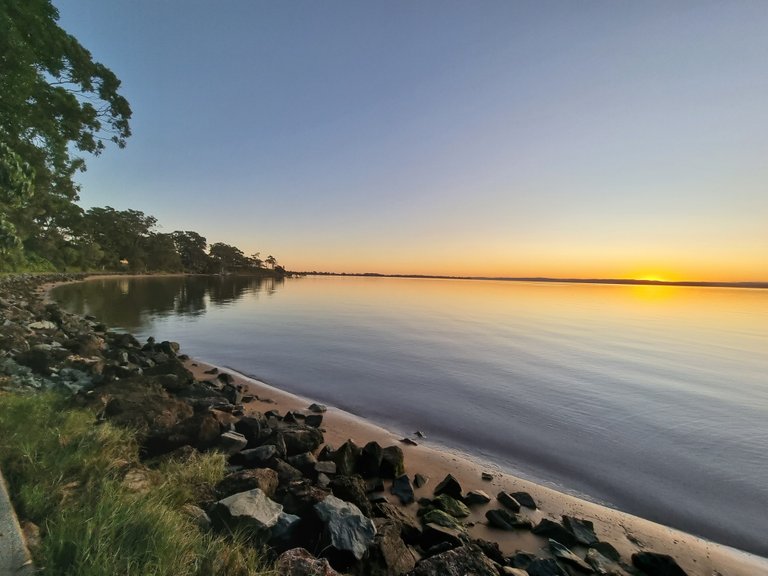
[{"x1": 55, "y1": 0, "x2": 768, "y2": 281}]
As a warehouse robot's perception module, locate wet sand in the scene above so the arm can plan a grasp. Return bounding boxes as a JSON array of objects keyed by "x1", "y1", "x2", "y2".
[{"x1": 185, "y1": 358, "x2": 768, "y2": 576}]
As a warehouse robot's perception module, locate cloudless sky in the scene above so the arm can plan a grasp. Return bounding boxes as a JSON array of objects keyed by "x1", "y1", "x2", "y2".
[{"x1": 56, "y1": 0, "x2": 768, "y2": 280}]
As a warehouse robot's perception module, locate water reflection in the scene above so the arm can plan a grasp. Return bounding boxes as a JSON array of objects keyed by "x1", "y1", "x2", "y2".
[{"x1": 52, "y1": 275, "x2": 285, "y2": 331}]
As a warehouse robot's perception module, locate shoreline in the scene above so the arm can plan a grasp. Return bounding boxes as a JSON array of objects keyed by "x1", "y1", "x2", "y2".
[
  {"x1": 183, "y1": 357, "x2": 767, "y2": 576},
  {"x1": 38, "y1": 273, "x2": 768, "y2": 574}
]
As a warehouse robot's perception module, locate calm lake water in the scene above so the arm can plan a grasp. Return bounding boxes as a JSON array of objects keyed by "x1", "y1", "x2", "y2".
[{"x1": 52, "y1": 275, "x2": 768, "y2": 556}]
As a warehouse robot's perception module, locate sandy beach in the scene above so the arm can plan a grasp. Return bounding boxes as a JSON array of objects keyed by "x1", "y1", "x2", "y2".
[{"x1": 180, "y1": 357, "x2": 768, "y2": 576}]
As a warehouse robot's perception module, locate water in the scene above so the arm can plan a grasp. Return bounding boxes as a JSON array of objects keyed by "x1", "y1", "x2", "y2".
[{"x1": 52, "y1": 275, "x2": 768, "y2": 556}]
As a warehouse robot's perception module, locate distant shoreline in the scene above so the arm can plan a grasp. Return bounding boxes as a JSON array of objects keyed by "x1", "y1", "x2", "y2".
[{"x1": 303, "y1": 272, "x2": 768, "y2": 290}]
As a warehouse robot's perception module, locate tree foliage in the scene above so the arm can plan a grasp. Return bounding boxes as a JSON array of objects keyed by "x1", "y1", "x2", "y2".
[{"x1": 0, "y1": 0, "x2": 131, "y2": 264}]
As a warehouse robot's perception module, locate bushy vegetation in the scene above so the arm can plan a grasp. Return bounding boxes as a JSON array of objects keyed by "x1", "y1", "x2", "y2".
[
  {"x1": 0, "y1": 392, "x2": 275, "y2": 576},
  {"x1": 0, "y1": 1, "x2": 283, "y2": 275}
]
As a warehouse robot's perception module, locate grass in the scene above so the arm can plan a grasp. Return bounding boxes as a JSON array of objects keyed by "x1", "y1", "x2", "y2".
[{"x1": 0, "y1": 392, "x2": 275, "y2": 576}]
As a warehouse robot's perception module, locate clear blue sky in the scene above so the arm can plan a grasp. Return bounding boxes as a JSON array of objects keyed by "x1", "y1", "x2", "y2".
[{"x1": 56, "y1": 0, "x2": 768, "y2": 280}]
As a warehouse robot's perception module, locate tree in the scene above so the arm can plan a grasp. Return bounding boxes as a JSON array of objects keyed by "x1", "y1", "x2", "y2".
[
  {"x1": 143, "y1": 233, "x2": 182, "y2": 272},
  {"x1": 209, "y1": 242, "x2": 249, "y2": 273},
  {"x1": 172, "y1": 231, "x2": 210, "y2": 273},
  {"x1": 0, "y1": 0, "x2": 131, "y2": 265},
  {"x1": 249, "y1": 252, "x2": 263, "y2": 269},
  {"x1": 80, "y1": 207, "x2": 156, "y2": 269},
  {"x1": 265, "y1": 255, "x2": 277, "y2": 269}
]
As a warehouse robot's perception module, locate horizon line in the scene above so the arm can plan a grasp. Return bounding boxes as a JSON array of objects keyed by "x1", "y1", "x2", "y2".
[{"x1": 295, "y1": 272, "x2": 768, "y2": 290}]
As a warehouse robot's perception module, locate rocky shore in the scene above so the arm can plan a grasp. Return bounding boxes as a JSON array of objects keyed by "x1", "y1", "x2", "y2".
[{"x1": 1, "y1": 273, "x2": 766, "y2": 576}]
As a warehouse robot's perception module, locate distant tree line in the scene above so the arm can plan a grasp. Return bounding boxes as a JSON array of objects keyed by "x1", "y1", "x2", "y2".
[{"x1": 0, "y1": 1, "x2": 283, "y2": 275}]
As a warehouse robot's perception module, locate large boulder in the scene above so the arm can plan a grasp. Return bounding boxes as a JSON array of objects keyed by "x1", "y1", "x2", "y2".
[
  {"x1": 210, "y1": 488, "x2": 283, "y2": 536},
  {"x1": 433, "y1": 474, "x2": 462, "y2": 500},
  {"x1": 408, "y1": 544, "x2": 500, "y2": 576},
  {"x1": 215, "y1": 468, "x2": 279, "y2": 499},
  {"x1": 314, "y1": 495, "x2": 377, "y2": 561},
  {"x1": 331, "y1": 440, "x2": 361, "y2": 476},
  {"x1": 380, "y1": 446, "x2": 405, "y2": 478},
  {"x1": 281, "y1": 427, "x2": 324, "y2": 456},
  {"x1": 276, "y1": 548, "x2": 341, "y2": 576},
  {"x1": 329, "y1": 474, "x2": 372, "y2": 518},
  {"x1": 359, "y1": 441, "x2": 384, "y2": 478},
  {"x1": 366, "y1": 520, "x2": 418, "y2": 576}
]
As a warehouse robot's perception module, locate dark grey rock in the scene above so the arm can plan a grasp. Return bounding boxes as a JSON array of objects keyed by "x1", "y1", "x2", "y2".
[
  {"x1": 329, "y1": 474, "x2": 372, "y2": 518},
  {"x1": 332, "y1": 440, "x2": 360, "y2": 476},
  {"x1": 413, "y1": 473, "x2": 428, "y2": 488},
  {"x1": 218, "y1": 430, "x2": 248, "y2": 455},
  {"x1": 464, "y1": 490, "x2": 491, "y2": 505},
  {"x1": 314, "y1": 495, "x2": 377, "y2": 561},
  {"x1": 380, "y1": 445, "x2": 405, "y2": 479},
  {"x1": 359, "y1": 441, "x2": 383, "y2": 478},
  {"x1": 590, "y1": 541, "x2": 621, "y2": 562},
  {"x1": 632, "y1": 551, "x2": 688, "y2": 576},
  {"x1": 526, "y1": 558, "x2": 569, "y2": 576},
  {"x1": 287, "y1": 451, "x2": 318, "y2": 476},
  {"x1": 485, "y1": 508, "x2": 532, "y2": 531},
  {"x1": 232, "y1": 445, "x2": 277, "y2": 467},
  {"x1": 563, "y1": 515, "x2": 599, "y2": 546},
  {"x1": 433, "y1": 474, "x2": 462, "y2": 500},
  {"x1": 391, "y1": 474, "x2": 415, "y2": 505},
  {"x1": 308, "y1": 403, "x2": 327, "y2": 413},
  {"x1": 511, "y1": 491, "x2": 537, "y2": 509},
  {"x1": 315, "y1": 460, "x2": 337, "y2": 475},
  {"x1": 532, "y1": 518, "x2": 577, "y2": 547},
  {"x1": 374, "y1": 502, "x2": 422, "y2": 544},
  {"x1": 281, "y1": 427, "x2": 324, "y2": 456},
  {"x1": 549, "y1": 539, "x2": 593, "y2": 572},
  {"x1": 497, "y1": 491, "x2": 521, "y2": 512},
  {"x1": 367, "y1": 520, "x2": 418, "y2": 576}
]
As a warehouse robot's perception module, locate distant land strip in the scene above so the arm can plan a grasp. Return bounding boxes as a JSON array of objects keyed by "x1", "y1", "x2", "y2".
[{"x1": 302, "y1": 272, "x2": 768, "y2": 290}]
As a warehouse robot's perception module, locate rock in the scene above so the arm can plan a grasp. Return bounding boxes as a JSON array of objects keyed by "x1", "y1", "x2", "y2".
[
  {"x1": 400, "y1": 437, "x2": 418, "y2": 446},
  {"x1": 332, "y1": 440, "x2": 360, "y2": 476},
  {"x1": 464, "y1": 490, "x2": 491, "y2": 505},
  {"x1": 217, "y1": 372, "x2": 235, "y2": 385},
  {"x1": 421, "y1": 523, "x2": 465, "y2": 550},
  {"x1": 485, "y1": 508, "x2": 532, "y2": 531},
  {"x1": 231, "y1": 445, "x2": 277, "y2": 467},
  {"x1": 391, "y1": 474, "x2": 415, "y2": 505},
  {"x1": 586, "y1": 548, "x2": 623, "y2": 575},
  {"x1": 415, "y1": 430, "x2": 426, "y2": 438},
  {"x1": 276, "y1": 547, "x2": 341, "y2": 576},
  {"x1": 511, "y1": 491, "x2": 537, "y2": 509},
  {"x1": 433, "y1": 494, "x2": 470, "y2": 518},
  {"x1": 380, "y1": 445, "x2": 405, "y2": 478},
  {"x1": 287, "y1": 451, "x2": 318, "y2": 476},
  {"x1": 218, "y1": 430, "x2": 248, "y2": 455},
  {"x1": 502, "y1": 569, "x2": 529, "y2": 576},
  {"x1": 367, "y1": 520, "x2": 418, "y2": 576},
  {"x1": 305, "y1": 413, "x2": 323, "y2": 428},
  {"x1": 526, "y1": 558, "x2": 569, "y2": 576},
  {"x1": 314, "y1": 495, "x2": 377, "y2": 561},
  {"x1": 270, "y1": 511, "x2": 302, "y2": 550},
  {"x1": 308, "y1": 403, "x2": 327, "y2": 413},
  {"x1": 317, "y1": 472, "x2": 331, "y2": 488},
  {"x1": 497, "y1": 491, "x2": 521, "y2": 512},
  {"x1": 532, "y1": 518, "x2": 577, "y2": 548},
  {"x1": 282, "y1": 427, "x2": 324, "y2": 456},
  {"x1": 182, "y1": 504, "x2": 211, "y2": 530},
  {"x1": 408, "y1": 544, "x2": 500, "y2": 576},
  {"x1": 563, "y1": 515, "x2": 599, "y2": 546},
  {"x1": 632, "y1": 551, "x2": 688, "y2": 576},
  {"x1": 315, "y1": 460, "x2": 337, "y2": 475},
  {"x1": 413, "y1": 473, "x2": 428, "y2": 488},
  {"x1": 433, "y1": 474, "x2": 462, "y2": 499},
  {"x1": 281, "y1": 479, "x2": 331, "y2": 517},
  {"x1": 359, "y1": 441, "x2": 384, "y2": 478},
  {"x1": 421, "y1": 509, "x2": 465, "y2": 532},
  {"x1": 210, "y1": 488, "x2": 283, "y2": 534},
  {"x1": 28, "y1": 320, "x2": 57, "y2": 330},
  {"x1": 215, "y1": 468, "x2": 279, "y2": 499},
  {"x1": 481, "y1": 472, "x2": 494, "y2": 481},
  {"x1": 590, "y1": 541, "x2": 621, "y2": 562},
  {"x1": 507, "y1": 552, "x2": 536, "y2": 569},
  {"x1": 274, "y1": 459, "x2": 305, "y2": 484},
  {"x1": 549, "y1": 539, "x2": 593, "y2": 572},
  {"x1": 374, "y1": 502, "x2": 423, "y2": 544},
  {"x1": 234, "y1": 414, "x2": 272, "y2": 444},
  {"x1": 471, "y1": 538, "x2": 505, "y2": 565},
  {"x1": 329, "y1": 474, "x2": 372, "y2": 517}
]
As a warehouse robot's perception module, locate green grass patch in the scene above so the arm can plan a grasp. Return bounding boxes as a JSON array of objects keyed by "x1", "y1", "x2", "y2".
[{"x1": 0, "y1": 392, "x2": 275, "y2": 575}]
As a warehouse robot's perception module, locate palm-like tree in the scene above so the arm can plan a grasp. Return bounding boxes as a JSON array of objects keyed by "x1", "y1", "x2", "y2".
[{"x1": 265, "y1": 255, "x2": 277, "y2": 269}]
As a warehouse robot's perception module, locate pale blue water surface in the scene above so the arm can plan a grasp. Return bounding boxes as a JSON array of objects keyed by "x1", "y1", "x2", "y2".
[{"x1": 52, "y1": 276, "x2": 768, "y2": 556}]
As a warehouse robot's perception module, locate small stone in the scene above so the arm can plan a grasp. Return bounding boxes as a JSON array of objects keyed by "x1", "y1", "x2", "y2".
[
  {"x1": 391, "y1": 474, "x2": 415, "y2": 504},
  {"x1": 632, "y1": 551, "x2": 689, "y2": 576},
  {"x1": 549, "y1": 539, "x2": 593, "y2": 572},
  {"x1": 308, "y1": 402, "x2": 327, "y2": 413},
  {"x1": 511, "y1": 491, "x2": 537, "y2": 509},
  {"x1": 413, "y1": 473, "x2": 429, "y2": 488},
  {"x1": 481, "y1": 472, "x2": 494, "y2": 481},
  {"x1": 434, "y1": 474, "x2": 463, "y2": 499},
  {"x1": 400, "y1": 437, "x2": 418, "y2": 446},
  {"x1": 415, "y1": 430, "x2": 426, "y2": 438},
  {"x1": 497, "y1": 491, "x2": 521, "y2": 512},
  {"x1": 464, "y1": 490, "x2": 492, "y2": 505},
  {"x1": 485, "y1": 508, "x2": 532, "y2": 531}
]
